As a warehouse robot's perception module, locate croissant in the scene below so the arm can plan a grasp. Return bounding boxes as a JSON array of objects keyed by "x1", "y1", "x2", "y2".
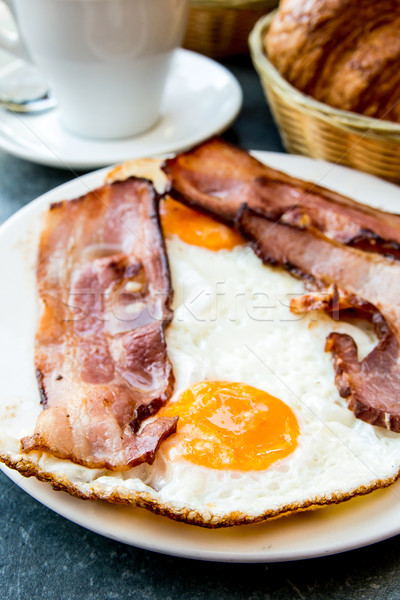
[{"x1": 264, "y1": 0, "x2": 400, "y2": 122}]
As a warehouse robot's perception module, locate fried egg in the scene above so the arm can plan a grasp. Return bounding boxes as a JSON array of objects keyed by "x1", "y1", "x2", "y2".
[{"x1": 2, "y1": 159, "x2": 400, "y2": 528}]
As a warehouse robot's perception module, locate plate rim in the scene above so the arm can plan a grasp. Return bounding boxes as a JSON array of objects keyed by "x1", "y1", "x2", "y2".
[{"x1": 2, "y1": 462, "x2": 400, "y2": 563}]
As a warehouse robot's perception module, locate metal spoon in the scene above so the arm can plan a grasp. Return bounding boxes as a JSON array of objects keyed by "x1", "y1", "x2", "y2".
[
  {"x1": 0, "y1": 90, "x2": 57, "y2": 113},
  {"x1": 0, "y1": 54, "x2": 57, "y2": 113}
]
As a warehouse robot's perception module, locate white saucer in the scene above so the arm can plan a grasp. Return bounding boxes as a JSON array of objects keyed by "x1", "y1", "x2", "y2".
[{"x1": 0, "y1": 49, "x2": 242, "y2": 170}]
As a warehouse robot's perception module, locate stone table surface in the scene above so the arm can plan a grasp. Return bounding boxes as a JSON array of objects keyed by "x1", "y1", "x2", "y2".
[{"x1": 1, "y1": 55, "x2": 400, "y2": 600}]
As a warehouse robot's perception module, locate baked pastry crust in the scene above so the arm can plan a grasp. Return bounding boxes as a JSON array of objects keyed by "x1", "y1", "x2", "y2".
[{"x1": 264, "y1": 0, "x2": 400, "y2": 122}]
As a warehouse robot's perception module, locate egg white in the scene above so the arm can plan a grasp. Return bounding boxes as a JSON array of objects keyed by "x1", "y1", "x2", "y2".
[
  {"x1": 2, "y1": 160, "x2": 400, "y2": 527},
  {"x1": 127, "y1": 237, "x2": 400, "y2": 520}
]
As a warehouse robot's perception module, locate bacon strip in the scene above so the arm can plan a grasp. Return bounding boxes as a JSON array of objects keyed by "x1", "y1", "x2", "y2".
[
  {"x1": 163, "y1": 138, "x2": 400, "y2": 259},
  {"x1": 290, "y1": 284, "x2": 375, "y2": 319},
  {"x1": 22, "y1": 177, "x2": 177, "y2": 470},
  {"x1": 237, "y1": 206, "x2": 400, "y2": 432}
]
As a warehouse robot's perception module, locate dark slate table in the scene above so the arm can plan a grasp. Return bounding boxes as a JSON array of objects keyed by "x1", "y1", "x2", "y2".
[{"x1": 1, "y1": 56, "x2": 400, "y2": 600}]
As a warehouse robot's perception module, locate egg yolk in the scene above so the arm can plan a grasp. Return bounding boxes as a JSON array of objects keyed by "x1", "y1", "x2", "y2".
[
  {"x1": 160, "y1": 197, "x2": 243, "y2": 251},
  {"x1": 160, "y1": 381, "x2": 300, "y2": 471}
]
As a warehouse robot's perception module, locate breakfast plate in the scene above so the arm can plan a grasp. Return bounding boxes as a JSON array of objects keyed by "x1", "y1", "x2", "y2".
[
  {"x1": 0, "y1": 49, "x2": 242, "y2": 170},
  {"x1": 1, "y1": 152, "x2": 400, "y2": 562}
]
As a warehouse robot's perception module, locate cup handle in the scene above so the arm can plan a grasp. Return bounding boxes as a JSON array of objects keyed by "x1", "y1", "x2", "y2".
[{"x1": 0, "y1": 0, "x2": 29, "y2": 59}]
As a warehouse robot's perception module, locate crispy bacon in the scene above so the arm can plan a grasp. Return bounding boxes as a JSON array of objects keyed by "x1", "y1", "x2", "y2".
[
  {"x1": 290, "y1": 284, "x2": 375, "y2": 318},
  {"x1": 163, "y1": 138, "x2": 400, "y2": 259},
  {"x1": 237, "y1": 206, "x2": 400, "y2": 328},
  {"x1": 238, "y1": 206, "x2": 400, "y2": 432},
  {"x1": 22, "y1": 177, "x2": 177, "y2": 470},
  {"x1": 326, "y1": 319, "x2": 400, "y2": 432}
]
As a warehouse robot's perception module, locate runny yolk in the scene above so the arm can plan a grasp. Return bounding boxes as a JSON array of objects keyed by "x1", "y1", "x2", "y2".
[
  {"x1": 160, "y1": 197, "x2": 243, "y2": 251},
  {"x1": 160, "y1": 381, "x2": 300, "y2": 471}
]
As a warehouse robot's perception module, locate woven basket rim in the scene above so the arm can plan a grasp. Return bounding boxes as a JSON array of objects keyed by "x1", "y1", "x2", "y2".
[
  {"x1": 249, "y1": 12, "x2": 400, "y2": 137},
  {"x1": 190, "y1": 0, "x2": 276, "y2": 10}
]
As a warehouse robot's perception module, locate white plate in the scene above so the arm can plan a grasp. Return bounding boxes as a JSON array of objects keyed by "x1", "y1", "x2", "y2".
[
  {"x1": 0, "y1": 49, "x2": 242, "y2": 170},
  {"x1": 1, "y1": 152, "x2": 400, "y2": 563}
]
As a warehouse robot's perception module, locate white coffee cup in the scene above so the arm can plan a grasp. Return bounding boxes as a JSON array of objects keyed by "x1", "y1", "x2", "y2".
[{"x1": 0, "y1": 0, "x2": 188, "y2": 139}]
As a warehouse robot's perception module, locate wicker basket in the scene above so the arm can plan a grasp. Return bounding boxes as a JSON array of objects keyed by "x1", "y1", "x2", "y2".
[
  {"x1": 249, "y1": 12, "x2": 400, "y2": 183},
  {"x1": 183, "y1": 0, "x2": 278, "y2": 58}
]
